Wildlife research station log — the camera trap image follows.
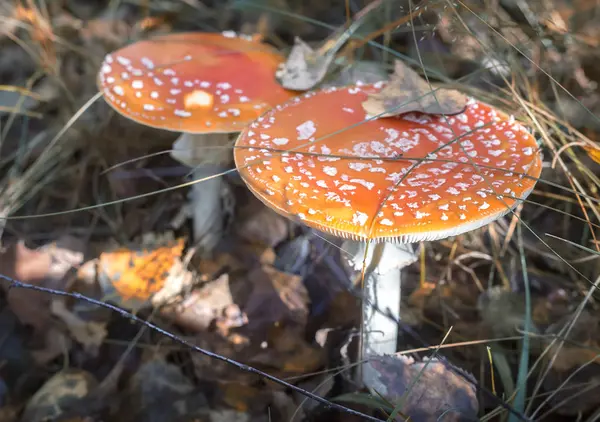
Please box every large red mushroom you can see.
[234,82,542,380]
[98,31,295,252]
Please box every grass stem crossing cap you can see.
[234,83,542,243]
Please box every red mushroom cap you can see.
[234,83,542,242]
[98,31,295,133]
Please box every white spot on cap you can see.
[141,57,154,69]
[184,90,213,109]
[174,109,192,117]
[353,211,368,227]
[323,166,338,176]
[116,56,131,66]
[132,80,144,89]
[296,120,316,140]
[273,138,288,146]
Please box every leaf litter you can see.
[2,0,600,421]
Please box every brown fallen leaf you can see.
[243,264,310,332]
[236,200,289,248]
[364,355,478,422]
[478,287,541,339]
[249,324,325,377]
[542,310,600,372]
[21,369,98,422]
[51,299,107,358]
[362,60,467,117]
[542,362,600,416]
[0,238,84,364]
[121,357,208,422]
[159,273,248,334]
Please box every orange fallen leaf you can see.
[78,238,185,308]
[583,144,600,164]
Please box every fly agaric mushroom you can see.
[234,82,542,380]
[98,31,295,252]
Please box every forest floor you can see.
[0,1,600,421]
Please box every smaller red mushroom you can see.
[98,31,295,251]
[234,82,542,379]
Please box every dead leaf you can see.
[0,242,55,330]
[77,237,186,310]
[361,60,467,117]
[583,144,600,164]
[159,273,248,334]
[543,310,600,372]
[249,324,325,377]
[0,239,84,364]
[243,265,310,331]
[216,382,270,414]
[51,299,107,357]
[542,362,600,416]
[324,60,388,88]
[236,202,289,248]
[21,369,98,422]
[478,287,540,339]
[123,358,208,422]
[364,355,478,422]
[191,331,254,383]
[275,37,337,91]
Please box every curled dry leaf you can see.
[77,238,186,310]
[364,355,478,422]
[362,60,467,117]
[159,273,248,334]
[275,37,337,91]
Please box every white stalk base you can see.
[343,241,417,384]
[189,169,223,253]
[171,132,231,254]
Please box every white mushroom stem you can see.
[343,240,418,384]
[171,132,232,253]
